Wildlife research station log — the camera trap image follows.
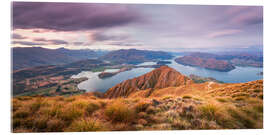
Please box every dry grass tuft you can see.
[66,118,105,132]
[105,101,136,123]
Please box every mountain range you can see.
[12,47,101,70]
[100,49,173,64]
[175,52,263,72]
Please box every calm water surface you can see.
[71,57,263,92]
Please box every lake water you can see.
[71,57,263,92]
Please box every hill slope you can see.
[104,66,193,98]
[12,79,263,132]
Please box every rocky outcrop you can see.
[104,66,193,98]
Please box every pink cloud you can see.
[207,29,242,38]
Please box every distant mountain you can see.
[100,49,173,64]
[12,47,100,70]
[104,66,193,98]
[174,52,263,71]
[175,56,236,72]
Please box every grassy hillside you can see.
[12,80,263,132]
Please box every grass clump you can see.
[58,105,84,122]
[13,109,29,119]
[66,118,105,132]
[105,101,135,123]
[134,101,150,113]
[162,95,173,100]
[33,117,48,131]
[199,104,219,121]
[46,118,65,132]
[85,102,100,116]
[227,108,256,128]
[72,100,88,109]
[183,95,192,99]
[253,89,261,93]
[216,97,228,103]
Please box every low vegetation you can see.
[12,85,263,132]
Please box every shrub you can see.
[85,102,100,116]
[50,104,63,117]
[66,118,105,132]
[183,95,192,99]
[33,117,48,131]
[162,95,173,100]
[199,104,219,121]
[12,102,21,112]
[137,119,147,125]
[134,101,150,113]
[259,94,263,100]
[13,110,29,119]
[253,104,263,113]
[171,119,191,129]
[17,96,32,101]
[72,100,88,109]
[98,100,107,108]
[58,106,84,122]
[105,102,135,123]
[46,118,65,132]
[253,89,261,93]
[227,108,256,128]
[146,106,157,114]
[216,97,228,103]
[234,96,245,101]
[64,97,75,102]
[12,118,22,129]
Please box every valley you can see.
[12,66,263,132]
[11,48,264,132]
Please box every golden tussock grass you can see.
[12,80,263,132]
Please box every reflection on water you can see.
[71,57,263,92]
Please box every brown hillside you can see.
[104,66,193,98]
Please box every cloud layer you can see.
[13,2,141,31]
[12,2,263,51]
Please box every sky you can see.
[11,2,263,51]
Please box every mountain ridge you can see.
[104,66,193,98]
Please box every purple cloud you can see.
[33,38,47,42]
[73,42,84,45]
[12,33,26,39]
[12,2,142,31]
[48,40,68,45]
[33,38,68,45]
[13,41,45,45]
[225,6,263,26]
[92,32,129,41]
[207,29,242,38]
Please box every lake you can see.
[71,57,263,92]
